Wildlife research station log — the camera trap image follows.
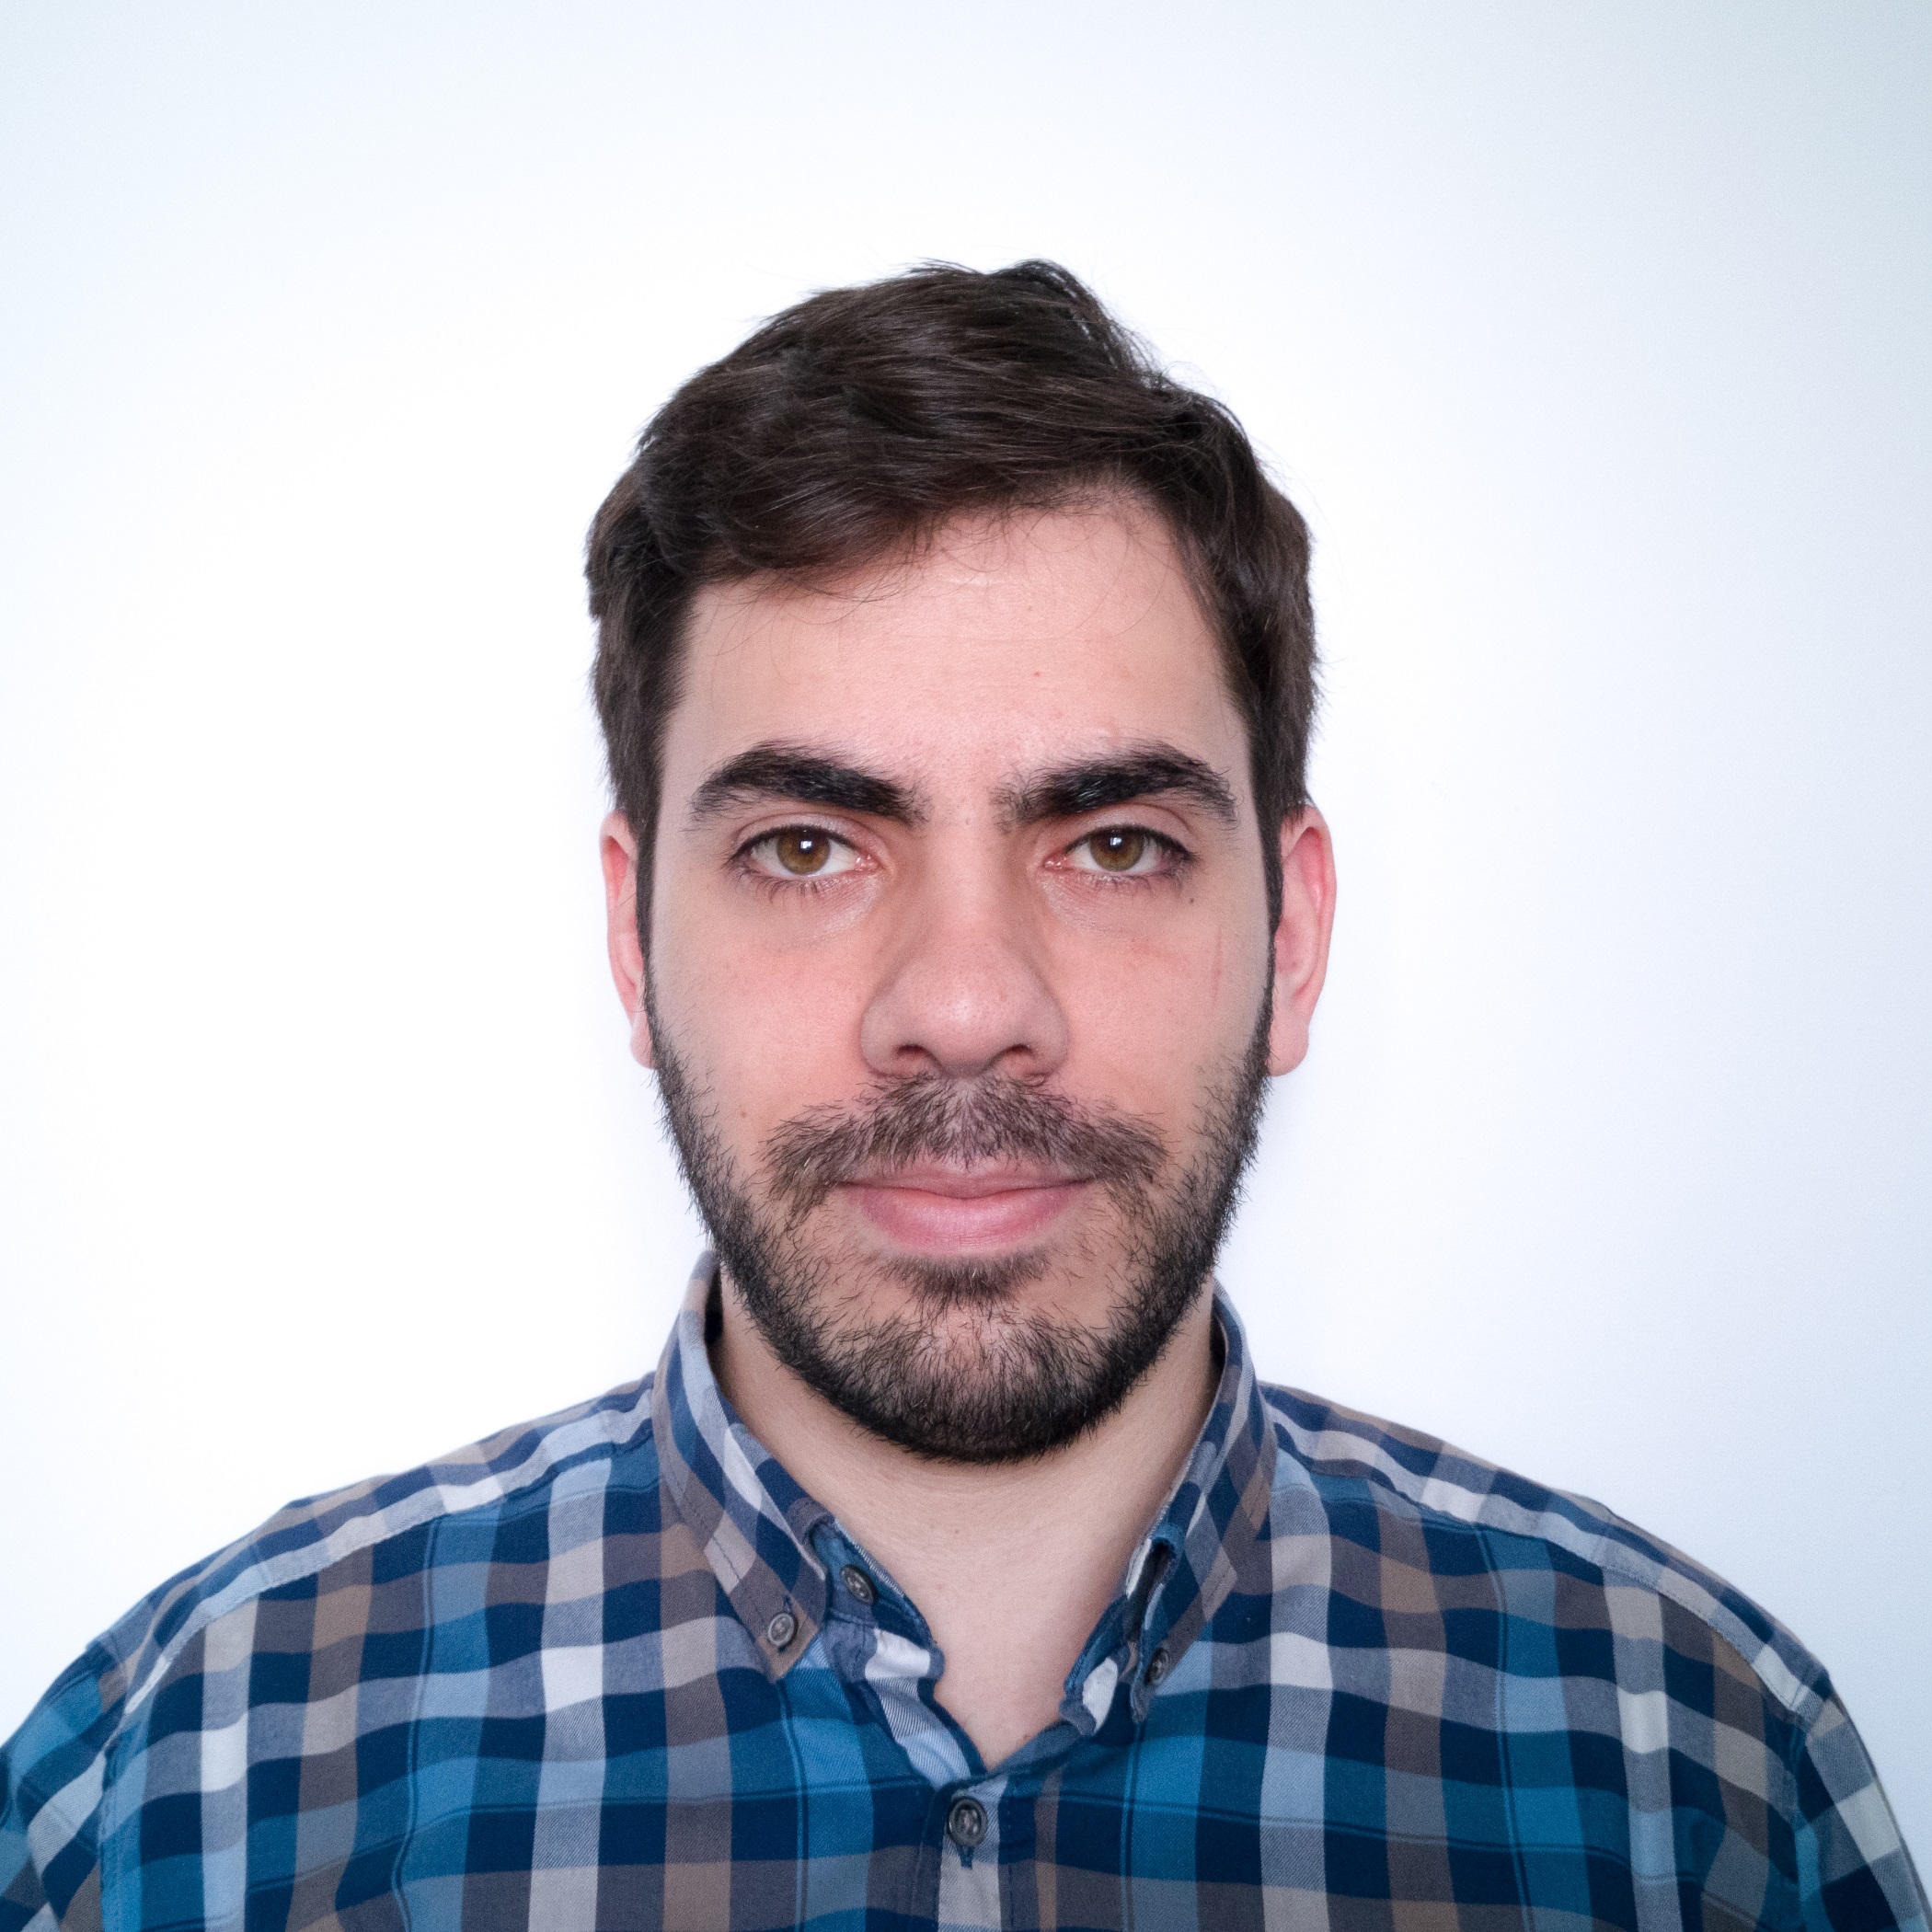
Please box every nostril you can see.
[859,957,1072,1085]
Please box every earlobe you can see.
[1267,1002,1311,1078]
[1265,808,1337,1077]
[600,811,657,1069]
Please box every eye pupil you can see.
[775,830,830,875]
[1092,829,1146,872]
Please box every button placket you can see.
[935,1781,1004,1921]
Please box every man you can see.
[2,263,1922,1932]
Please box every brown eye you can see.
[744,825,858,884]
[1088,829,1148,872]
[772,829,832,875]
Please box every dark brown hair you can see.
[586,259,1316,936]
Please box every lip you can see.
[837,1166,1091,1251]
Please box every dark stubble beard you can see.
[650,991,1271,1464]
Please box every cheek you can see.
[1052,921,1268,1110]
[654,918,872,1131]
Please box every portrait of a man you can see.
[2,259,1922,1930]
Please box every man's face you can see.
[604,499,1331,1460]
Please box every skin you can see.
[602,498,1336,1767]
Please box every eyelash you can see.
[1060,825,1191,881]
[729,822,1193,893]
[731,826,863,897]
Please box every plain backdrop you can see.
[2,0,1927,1850]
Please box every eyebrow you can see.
[999,745,1239,827]
[685,742,926,827]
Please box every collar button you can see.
[1144,1645,1170,1687]
[840,1565,877,1606]
[947,1796,988,1849]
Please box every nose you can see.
[858,847,1070,1082]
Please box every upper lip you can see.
[841,1163,1088,1197]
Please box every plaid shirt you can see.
[4,1257,1923,1932]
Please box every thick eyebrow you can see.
[999,744,1239,828]
[684,742,926,828]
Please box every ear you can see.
[1266,807,1337,1076]
[600,810,657,1069]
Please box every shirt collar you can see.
[1114,1267,1276,1720]
[651,1255,834,1676]
[651,1251,1276,1707]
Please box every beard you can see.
[651,995,1271,1465]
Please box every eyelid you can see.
[733,821,868,881]
[730,815,860,857]
[1062,820,1190,853]
[1058,822,1191,877]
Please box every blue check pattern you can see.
[4,1255,1924,1930]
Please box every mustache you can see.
[763,1073,1168,1222]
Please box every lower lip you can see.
[841,1179,1089,1251]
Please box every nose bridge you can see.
[859,829,1069,1080]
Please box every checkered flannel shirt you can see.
[4,1256,1924,1931]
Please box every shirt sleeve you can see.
[1,1652,116,1932]
[1793,1692,1929,1932]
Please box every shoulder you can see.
[106,1372,660,1724]
[1257,1378,1833,1726]
[0,1375,660,1888]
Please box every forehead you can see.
[666,501,1250,807]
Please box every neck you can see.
[710,1275,1220,1768]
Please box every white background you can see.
[3,0,1927,1853]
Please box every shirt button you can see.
[1144,1645,1171,1687]
[840,1565,877,1606]
[766,1611,797,1650]
[947,1796,988,1849]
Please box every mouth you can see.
[835,1163,1093,1252]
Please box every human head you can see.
[589,265,1334,1462]
[588,259,1317,942]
